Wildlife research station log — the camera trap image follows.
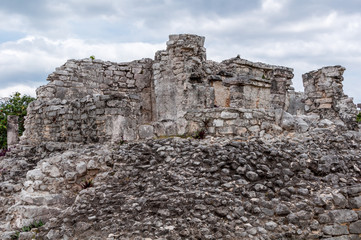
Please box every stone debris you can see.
[0,34,361,239]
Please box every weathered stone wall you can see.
[153,34,214,135]
[22,94,142,144]
[7,115,19,147]
[20,34,358,146]
[212,57,294,110]
[37,58,153,123]
[185,108,280,138]
[303,66,358,129]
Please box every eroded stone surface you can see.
[1,34,360,240]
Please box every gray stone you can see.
[349,220,361,234]
[349,196,361,208]
[245,171,259,181]
[329,210,358,223]
[265,221,278,231]
[76,162,87,176]
[332,192,347,208]
[26,169,45,181]
[139,125,154,139]
[281,112,295,130]
[220,111,239,119]
[275,203,290,216]
[213,119,224,127]
[322,224,349,235]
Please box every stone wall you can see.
[22,94,141,144]
[185,108,280,138]
[37,58,153,124]
[303,66,358,129]
[152,34,214,135]
[20,34,358,146]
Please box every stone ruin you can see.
[19,34,358,146]
[1,34,361,240]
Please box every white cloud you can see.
[0,0,360,103]
[0,35,164,97]
[261,0,288,13]
[0,84,37,98]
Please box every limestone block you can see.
[315,98,333,104]
[329,210,358,223]
[76,162,87,176]
[281,112,295,130]
[213,119,224,127]
[218,126,234,135]
[248,125,260,133]
[27,169,45,181]
[212,81,230,107]
[322,224,349,235]
[139,125,154,139]
[244,112,253,119]
[41,163,61,178]
[236,127,247,135]
[319,103,332,109]
[318,119,334,128]
[7,115,19,146]
[295,117,309,132]
[349,220,361,234]
[220,111,239,119]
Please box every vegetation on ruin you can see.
[10,220,44,239]
[80,178,94,189]
[0,92,35,149]
[357,112,361,123]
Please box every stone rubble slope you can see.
[1,127,361,239]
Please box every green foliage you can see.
[90,55,95,60]
[81,178,94,189]
[357,113,361,123]
[0,92,35,149]
[10,220,44,239]
[118,136,127,145]
[192,129,206,139]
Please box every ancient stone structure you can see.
[1,34,361,240]
[22,34,335,145]
[6,115,19,147]
[303,66,358,129]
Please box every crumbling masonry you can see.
[21,34,357,145]
[1,34,361,240]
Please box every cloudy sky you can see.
[1,0,361,103]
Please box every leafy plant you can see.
[0,92,35,148]
[0,148,10,157]
[10,231,19,240]
[118,136,127,145]
[10,220,44,239]
[80,178,94,189]
[357,113,361,123]
[193,129,206,139]
[90,55,95,60]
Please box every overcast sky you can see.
[1,0,361,103]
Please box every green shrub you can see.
[90,55,95,60]
[192,129,206,139]
[81,178,94,189]
[10,220,44,239]
[0,92,35,148]
[357,113,361,123]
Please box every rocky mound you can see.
[1,128,361,239]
